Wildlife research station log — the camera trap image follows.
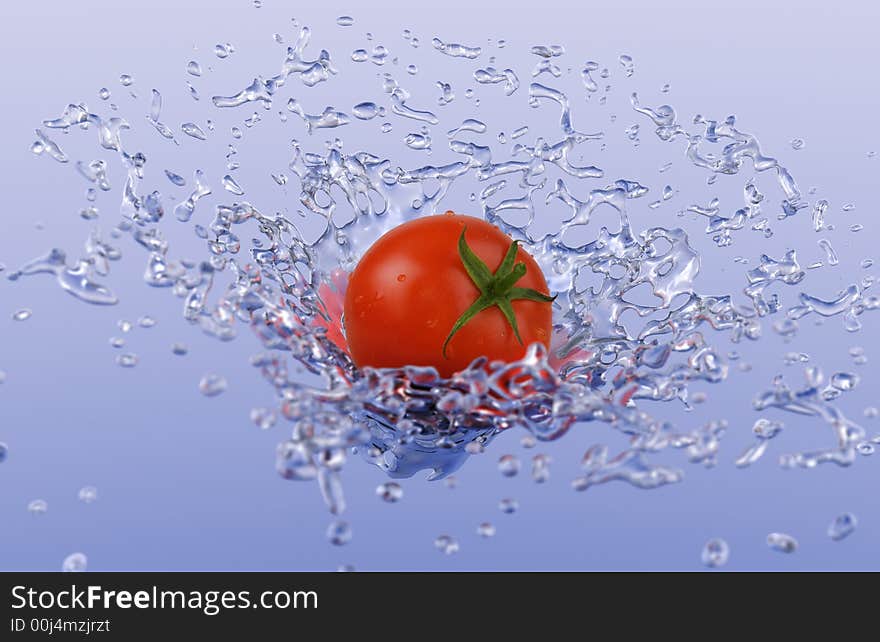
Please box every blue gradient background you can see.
[1,0,878,571]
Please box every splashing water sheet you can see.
[2,1,879,573]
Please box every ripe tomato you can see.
[343,212,554,378]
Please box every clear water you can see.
[10,14,878,566]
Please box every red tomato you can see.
[343,212,554,378]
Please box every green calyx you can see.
[442,228,556,359]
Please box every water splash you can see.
[13,18,879,558]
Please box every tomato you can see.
[343,212,554,378]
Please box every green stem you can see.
[442,228,555,359]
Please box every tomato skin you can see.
[343,212,552,378]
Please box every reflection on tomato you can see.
[343,212,554,378]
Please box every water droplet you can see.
[818,238,839,266]
[12,309,32,321]
[499,498,518,514]
[199,374,227,397]
[78,486,98,503]
[376,481,403,503]
[164,169,186,186]
[477,522,496,538]
[250,407,277,430]
[181,122,208,140]
[109,336,125,348]
[830,371,859,391]
[791,138,805,150]
[531,454,551,483]
[214,44,230,59]
[62,552,88,572]
[618,54,634,77]
[28,499,48,515]
[116,353,139,368]
[406,64,418,75]
[497,454,520,477]
[137,315,157,328]
[434,534,459,554]
[827,513,857,541]
[381,122,393,133]
[327,520,352,545]
[98,87,110,100]
[222,174,245,195]
[767,532,798,553]
[432,37,481,59]
[701,538,730,568]
[336,15,354,27]
[186,60,202,77]
[119,74,133,87]
[171,343,188,356]
[351,49,368,62]
[351,102,380,121]
[404,132,431,150]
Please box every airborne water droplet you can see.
[828,513,857,541]
[434,534,459,554]
[499,498,519,514]
[327,520,352,545]
[28,499,48,515]
[181,122,208,140]
[62,553,88,573]
[222,174,245,195]
[78,486,98,504]
[404,132,431,150]
[376,481,403,503]
[477,522,496,538]
[497,454,520,477]
[199,374,228,397]
[116,353,139,368]
[766,532,798,553]
[352,102,381,120]
[250,407,277,430]
[701,538,730,568]
[531,454,551,483]
[618,54,634,77]
[164,170,186,186]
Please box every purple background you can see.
[1,0,878,570]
